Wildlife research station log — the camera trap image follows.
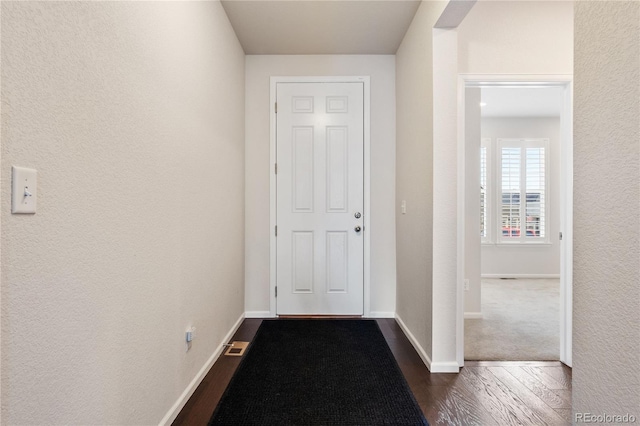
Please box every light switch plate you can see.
[12,166,37,214]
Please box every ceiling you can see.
[219,1,564,117]
[481,87,564,118]
[220,0,422,54]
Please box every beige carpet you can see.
[465,278,560,361]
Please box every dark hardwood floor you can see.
[173,318,571,426]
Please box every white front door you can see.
[276,82,364,315]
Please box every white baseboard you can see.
[367,311,395,318]
[394,314,433,371]
[244,311,273,318]
[430,361,460,373]
[481,274,560,279]
[159,313,245,426]
[464,312,483,319]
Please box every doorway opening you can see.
[458,76,573,366]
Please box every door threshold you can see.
[278,315,363,319]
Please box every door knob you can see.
[355,226,362,233]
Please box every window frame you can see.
[495,138,550,245]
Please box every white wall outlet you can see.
[186,326,196,342]
[12,166,38,214]
[464,279,470,291]
[185,326,196,352]
[401,200,407,214]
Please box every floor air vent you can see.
[224,341,249,357]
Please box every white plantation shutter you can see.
[480,146,487,238]
[501,147,521,238]
[497,139,549,243]
[480,139,491,242]
[525,147,545,238]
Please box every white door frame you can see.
[457,74,574,367]
[269,76,371,317]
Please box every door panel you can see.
[326,127,348,212]
[326,231,348,293]
[292,231,314,293]
[292,127,314,212]
[276,82,364,315]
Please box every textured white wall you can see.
[481,117,562,277]
[244,55,397,317]
[1,2,245,424]
[395,1,448,366]
[573,1,640,418]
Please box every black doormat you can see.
[209,319,428,425]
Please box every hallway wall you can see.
[1,2,245,424]
[457,1,574,74]
[395,0,448,367]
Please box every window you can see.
[497,138,548,243]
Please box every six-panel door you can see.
[276,82,364,315]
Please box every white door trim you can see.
[269,76,371,317]
[457,74,574,367]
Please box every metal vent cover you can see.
[224,341,249,357]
